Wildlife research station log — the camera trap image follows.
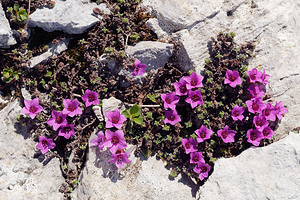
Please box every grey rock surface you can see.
[0,2,16,48]
[0,100,65,199]
[142,0,222,33]
[126,41,173,74]
[72,141,197,200]
[29,0,110,34]
[199,132,300,200]
[29,39,69,68]
[146,0,300,139]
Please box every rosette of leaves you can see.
[122,104,143,126]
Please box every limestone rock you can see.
[0,100,65,199]
[146,18,168,40]
[126,41,173,72]
[29,39,69,68]
[199,132,300,200]
[29,0,110,34]
[142,0,222,33]
[0,2,16,48]
[72,140,197,200]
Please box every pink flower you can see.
[262,126,275,139]
[193,162,210,181]
[274,101,288,120]
[161,92,180,110]
[262,103,277,121]
[245,97,266,114]
[246,129,263,146]
[231,105,245,121]
[47,110,68,131]
[164,109,181,125]
[105,108,127,129]
[58,124,75,139]
[182,137,198,154]
[253,115,269,131]
[190,152,205,164]
[62,99,82,117]
[81,89,99,107]
[261,70,270,85]
[247,84,265,99]
[185,90,203,108]
[195,125,213,143]
[217,125,236,143]
[246,68,263,83]
[183,72,203,90]
[132,59,147,76]
[224,70,242,88]
[109,149,131,169]
[90,131,106,150]
[103,130,127,153]
[174,77,188,96]
[21,98,44,119]
[36,135,56,154]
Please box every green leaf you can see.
[129,104,141,117]
[121,110,130,118]
[162,125,170,131]
[133,117,143,125]
[13,4,19,12]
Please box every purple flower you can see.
[185,90,203,108]
[261,70,270,85]
[190,152,205,164]
[47,110,68,131]
[103,130,127,153]
[62,99,82,117]
[161,92,180,110]
[109,150,131,169]
[195,125,213,143]
[246,97,266,114]
[274,101,288,120]
[105,108,127,129]
[182,137,198,154]
[247,84,265,99]
[246,68,263,83]
[193,162,210,181]
[183,72,203,90]
[174,77,188,96]
[231,105,245,121]
[217,125,236,143]
[36,135,56,154]
[262,126,275,139]
[262,103,277,121]
[246,129,263,146]
[132,59,147,76]
[81,89,99,107]
[21,98,44,119]
[90,131,106,150]
[164,110,181,125]
[253,114,269,131]
[224,70,242,88]
[58,124,75,139]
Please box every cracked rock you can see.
[0,2,16,48]
[200,132,300,200]
[29,0,110,34]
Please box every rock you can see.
[199,132,300,200]
[142,0,222,33]
[0,2,16,48]
[0,100,65,199]
[101,97,125,121]
[144,0,300,138]
[29,39,69,68]
[72,139,198,200]
[29,0,110,34]
[126,41,173,72]
[146,18,168,40]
